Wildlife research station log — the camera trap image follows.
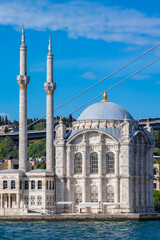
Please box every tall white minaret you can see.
[44,35,56,171]
[17,25,30,171]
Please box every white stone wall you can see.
[55,119,154,214]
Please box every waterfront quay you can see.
[0,213,160,221]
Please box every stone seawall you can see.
[0,213,159,221]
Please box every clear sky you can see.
[0,0,160,121]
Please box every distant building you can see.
[153,155,160,191]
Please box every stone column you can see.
[17,25,30,171]
[67,146,71,177]
[145,147,149,207]
[8,194,10,208]
[1,194,2,208]
[140,147,144,208]
[115,150,119,203]
[98,146,103,202]
[67,179,71,201]
[44,35,56,172]
[82,146,87,203]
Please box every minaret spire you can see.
[17,25,30,171]
[21,24,25,44]
[44,35,56,171]
[48,34,52,53]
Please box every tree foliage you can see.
[0,137,18,159]
[27,139,46,158]
[37,161,46,169]
[153,130,160,156]
[154,189,160,205]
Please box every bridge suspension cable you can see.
[27,42,160,129]
[53,56,160,126]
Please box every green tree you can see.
[154,189,160,205]
[33,121,46,131]
[0,137,18,159]
[27,138,46,158]
[37,161,46,169]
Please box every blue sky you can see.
[0,0,160,121]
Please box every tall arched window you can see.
[90,152,98,174]
[75,186,82,205]
[106,185,114,202]
[31,180,35,190]
[11,180,15,189]
[3,180,7,189]
[106,152,115,174]
[90,185,98,202]
[74,153,82,174]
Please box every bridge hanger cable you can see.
[27,42,160,129]
[54,42,160,112]
[52,56,160,126]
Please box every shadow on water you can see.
[0,221,160,240]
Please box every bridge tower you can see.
[17,25,30,171]
[44,35,56,171]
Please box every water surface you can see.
[0,221,159,239]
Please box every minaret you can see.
[44,35,56,171]
[17,25,30,171]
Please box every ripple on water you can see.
[0,221,159,240]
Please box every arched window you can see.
[3,180,7,189]
[24,181,29,190]
[90,185,98,202]
[46,181,48,190]
[74,153,82,174]
[37,195,42,206]
[38,180,42,189]
[31,195,35,205]
[31,180,35,190]
[75,186,82,205]
[106,152,115,174]
[90,152,98,174]
[11,180,15,189]
[106,185,114,202]
[24,195,28,205]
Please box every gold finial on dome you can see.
[125,114,127,120]
[101,87,109,102]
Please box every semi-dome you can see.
[78,90,133,121]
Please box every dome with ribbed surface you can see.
[77,101,133,121]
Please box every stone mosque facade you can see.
[0,27,155,215]
[55,92,154,214]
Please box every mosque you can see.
[0,27,155,215]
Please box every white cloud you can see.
[132,75,151,80]
[1,0,160,46]
[78,71,97,80]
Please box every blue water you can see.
[0,221,160,239]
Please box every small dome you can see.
[78,101,133,121]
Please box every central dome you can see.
[78,101,133,121]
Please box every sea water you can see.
[0,220,160,239]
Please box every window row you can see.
[24,195,42,206]
[74,152,115,174]
[46,181,54,190]
[3,180,15,189]
[20,180,43,190]
[2,180,54,191]
[75,185,114,204]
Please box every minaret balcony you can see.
[44,82,56,92]
[17,75,30,87]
